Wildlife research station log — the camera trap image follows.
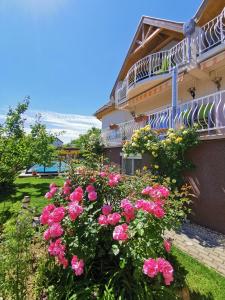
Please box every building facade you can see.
[95,0,225,233]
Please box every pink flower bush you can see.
[143,258,174,285]
[41,174,187,292]
[68,202,83,221]
[113,224,128,241]
[71,255,84,276]
[88,191,97,201]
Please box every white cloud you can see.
[0,109,101,144]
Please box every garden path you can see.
[166,222,225,276]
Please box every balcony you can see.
[115,7,225,106]
[102,89,225,147]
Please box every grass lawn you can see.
[0,176,64,219]
[173,247,225,300]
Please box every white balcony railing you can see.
[174,90,225,132]
[115,39,188,105]
[197,7,225,56]
[102,90,225,146]
[115,7,225,106]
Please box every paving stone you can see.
[168,222,225,276]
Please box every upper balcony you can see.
[115,7,225,107]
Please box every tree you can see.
[70,127,104,168]
[0,98,56,189]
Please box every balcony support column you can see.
[171,66,178,129]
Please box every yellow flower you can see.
[143,166,148,171]
[175,137,183,143]
[154,165,159,169]
[144,136,148,140]
[183,130,188,135]
[172,179,176,183]
[131,142,136,147]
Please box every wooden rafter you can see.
[133,28,163,55]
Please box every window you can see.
[121,153,142,175]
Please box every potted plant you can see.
[134,114,148,123]
[109,123,119,130]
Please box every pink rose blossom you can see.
[71,255,84,276]
[68,202,83,221]
[43,223,64,240]
[45,192,53,200]
[121,199,135,222]
[86,185,95,193]
[141,186,153,195]
[63,179,71,187]
[102,204,112,216]
[40,206,65,225]
[107,213,121,225]
[88,191,97,201]
[69,186,83,202]
[113,224,128,241]
[48,238,65,257]
[58,254,68,268]
[143,258,159,278]
[163,240,172,253]
[98,214,108,226]
[50,186,58,195]
[49,183,57,189]
[63,186,71,195]
[157,258,174,285]
[52,207,65,223]
[99,171,107,177]
[135,199,165,219]
[143,258,174,285]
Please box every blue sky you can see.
[0,0,202,142]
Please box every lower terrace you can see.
[102,89,225,147]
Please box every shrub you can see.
[123,126,199,185]
[38,167,189,299]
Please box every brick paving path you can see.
[166,222,225,276]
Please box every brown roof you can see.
[94,101,115,120]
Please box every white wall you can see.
[102,109,132,129]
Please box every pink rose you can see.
[71,255,84,276]
[98,214,108,226]
[86,185,95,193]
[113,224,128,241]
[143,258,159,278]
[102,204,112,216]
[45,192,53,200]
[107,213,121,225]
[163,240,172,253]
[68,202,83,221]
[88,191,97,201]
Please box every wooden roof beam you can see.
[133,28,163,55]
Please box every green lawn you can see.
[173,247,225,300]
[1,177,225,299]
[0,177,64,220]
